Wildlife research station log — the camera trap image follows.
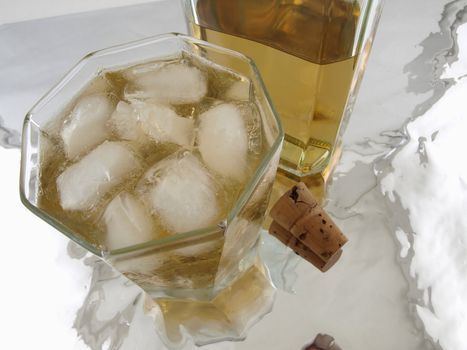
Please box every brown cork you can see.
[303,333,343,350]
[269,221,342,272]
[269,182,347,272]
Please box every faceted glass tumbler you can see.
[20,33,283,300]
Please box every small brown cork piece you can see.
[303,333,343,350]
[269,182,347,272]
[269,221,342,272]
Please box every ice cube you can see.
[61,94,113,159]
[102,192,154,250]
[108,101,146,141]
[141,153,219,233]
[136,102,194,147]
[224,79,251,101]
[122,60,171,81]
[198,103,248,181]
[125,63,207,104]
[57,141,140,211]
[239,102,262,155]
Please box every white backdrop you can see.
[0,0,159,24]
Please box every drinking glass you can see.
[20,33,283,300]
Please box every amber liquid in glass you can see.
[38,53,264,250]
[190,0,360,176]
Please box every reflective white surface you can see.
[0,0,156,24]
[1,0,467,349]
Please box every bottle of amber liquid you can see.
[183,0,383,180]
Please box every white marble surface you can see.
[1,1,467,349]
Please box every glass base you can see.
[145,262,276,348]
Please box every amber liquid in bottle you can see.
[189,0,360,177]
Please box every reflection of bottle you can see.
[187,0,360,178]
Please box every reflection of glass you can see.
[151,262,276,346]
[183,0,383,179]
[20,34,283,300]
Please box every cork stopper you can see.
[303,333,343,350]
[269,182,348,272]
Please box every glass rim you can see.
[19,32,284,257]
